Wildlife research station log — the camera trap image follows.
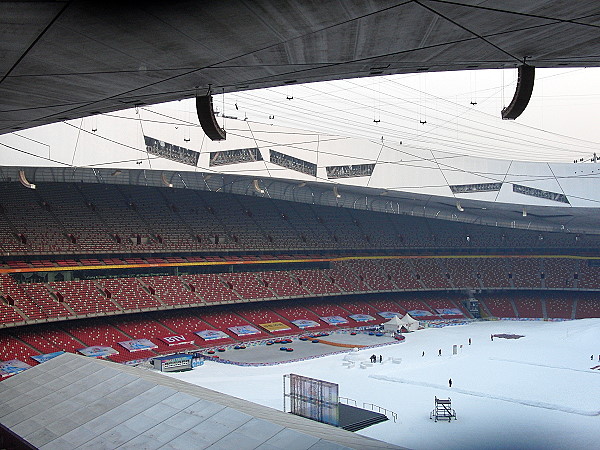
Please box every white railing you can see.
[362,402,398,423]
[338,396,357,406]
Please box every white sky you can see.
[212,67,600,163]
[167,319,600,450]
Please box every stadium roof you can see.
[0,353,401,449]
[2,0,600,134]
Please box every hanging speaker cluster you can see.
[196,94,226,141]
[501,65,535,120]
[18,170,35,189]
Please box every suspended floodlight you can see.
[522,207,527,217]
[333,186,341,198]
[456,202,464,212]
[18,170,35,189]
[253,179,265,194]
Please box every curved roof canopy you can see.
[2,0,600,134]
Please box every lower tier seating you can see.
[1,292,599,368]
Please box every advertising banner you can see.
[119,339,158,352]
[0,359,31,377]
[435,308,463,316]
[349,314,375,322]
[160,335,195,346]
[78,346,119,358]
[31,351,65,364]
[408,310,433,317]
[320,316,348,325]
[378,312,402,319]
[291,319,320,329]
[228,325,260,336]
[259,322,291,332]
[195,330,229,341]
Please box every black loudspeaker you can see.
[196,94,227,141]
[501,65,535,120]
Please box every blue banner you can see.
[31,351,65,363]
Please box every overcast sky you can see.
[206,67,600,163]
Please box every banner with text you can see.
[378,312,402,319]
[160,335,195,346]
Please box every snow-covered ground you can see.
[166,319,600,449]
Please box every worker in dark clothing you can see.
[438,349,442,356]
[449,378,452,388]
[468,338,471,345]
[379,355,383,363]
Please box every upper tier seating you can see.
[443,258,478,289]
[260,271,309,298]
[510,258,542,289]
[412,258,451,289]
[219,272,275,300]
[340,259,397,291]
[3,181,600,256]
[576,262,600,289]
[97,278,162,310]
[543,258,578,289]
[182,274,241,303]
[22,283,74,320]
[49,280,119,316]
[142,276,202,306]
[379,259,422,289]
[292,269,341,295]
[473,257,510,288]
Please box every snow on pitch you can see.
[166,319,600,449]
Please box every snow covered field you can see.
[166,319,600,449]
